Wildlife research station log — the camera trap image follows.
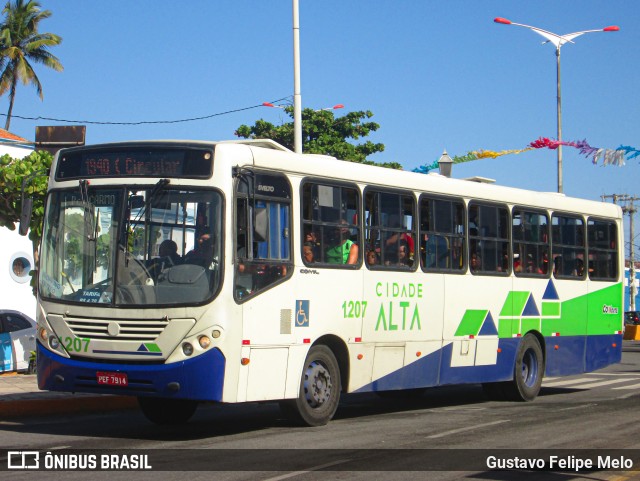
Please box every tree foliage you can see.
[0,149,52,253]
[0,0,63,130]
[235,106,402,169]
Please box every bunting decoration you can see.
[414,137,640,174]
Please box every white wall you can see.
[0,226,36,319]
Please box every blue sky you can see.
[2,1,639,211]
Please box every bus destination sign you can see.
[56,147,214,180]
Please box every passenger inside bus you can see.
[366,249,378,265]
[303,229,321,262]
[159,240,181,265]
[470,252,482,272]
[185,233,214,268]
[573,258,585,277]
[146,239,182,280]
[525,254,543,274]
[396,240,412,267]
[303,242,315,263]
[325,220,358,264]
[553,256,563,276]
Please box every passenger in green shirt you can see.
[326,220,359,264]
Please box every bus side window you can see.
[587,218,618,280]
[365,189,415,269]
[302,181,360,267]
[419,195,465,273]
[513,208,549,277]
[234,171,293,301]
[468,202,509,275]
[552,213,586,280]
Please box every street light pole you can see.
[292,0,302,154]
[556,44,563,194]
[494,17,619,193]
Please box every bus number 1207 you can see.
[342,300,367,319]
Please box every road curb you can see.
[0,395,138,419]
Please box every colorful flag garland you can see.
[413,137,640,174]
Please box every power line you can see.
[0,96,292,126]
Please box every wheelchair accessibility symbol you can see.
[296,300,310,327]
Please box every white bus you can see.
[32,139,624,425]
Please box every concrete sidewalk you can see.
[0,372,137,419]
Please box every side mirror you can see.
[19,198,33,236]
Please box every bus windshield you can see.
[39,185,222,307]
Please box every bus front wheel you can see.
[280,345,341,427]
[138,397,198,425]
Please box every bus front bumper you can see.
[36,342,226,401]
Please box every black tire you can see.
[280,345,341,427]
[138,397,198,425]
[503,334,544,402]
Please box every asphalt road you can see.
[1,342,640,481]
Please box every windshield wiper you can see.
[79,179,96,241]
[124,179,170,257]
[129,178,170,227]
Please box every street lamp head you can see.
[603,26,620,32]
[494,17,512,25]
[438,150,453,178]
[333,104,344,110]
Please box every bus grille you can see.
[65,318,169,342]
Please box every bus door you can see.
[234,170,294,400]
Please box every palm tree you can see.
[0,0,62,130]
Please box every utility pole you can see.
[603,194,638,310]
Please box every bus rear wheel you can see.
[138,397,198,425]
[504,334,544,402]
[280,345,341,427]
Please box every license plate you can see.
[96,371,128,386]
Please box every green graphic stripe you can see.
[455,310,487,337]
[461,283,623,338]
[499,291,530,317]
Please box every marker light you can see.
[182,342,194,356]
[198,336,211,349]
[241,358,250,366]
[39,327,48,342]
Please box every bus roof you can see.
[56,138,622,220]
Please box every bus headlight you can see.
[182,342,194,356]
[198,336,211,349]
[49,336,60,350]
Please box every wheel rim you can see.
[521,348,538,388]
[303,360,333,408]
